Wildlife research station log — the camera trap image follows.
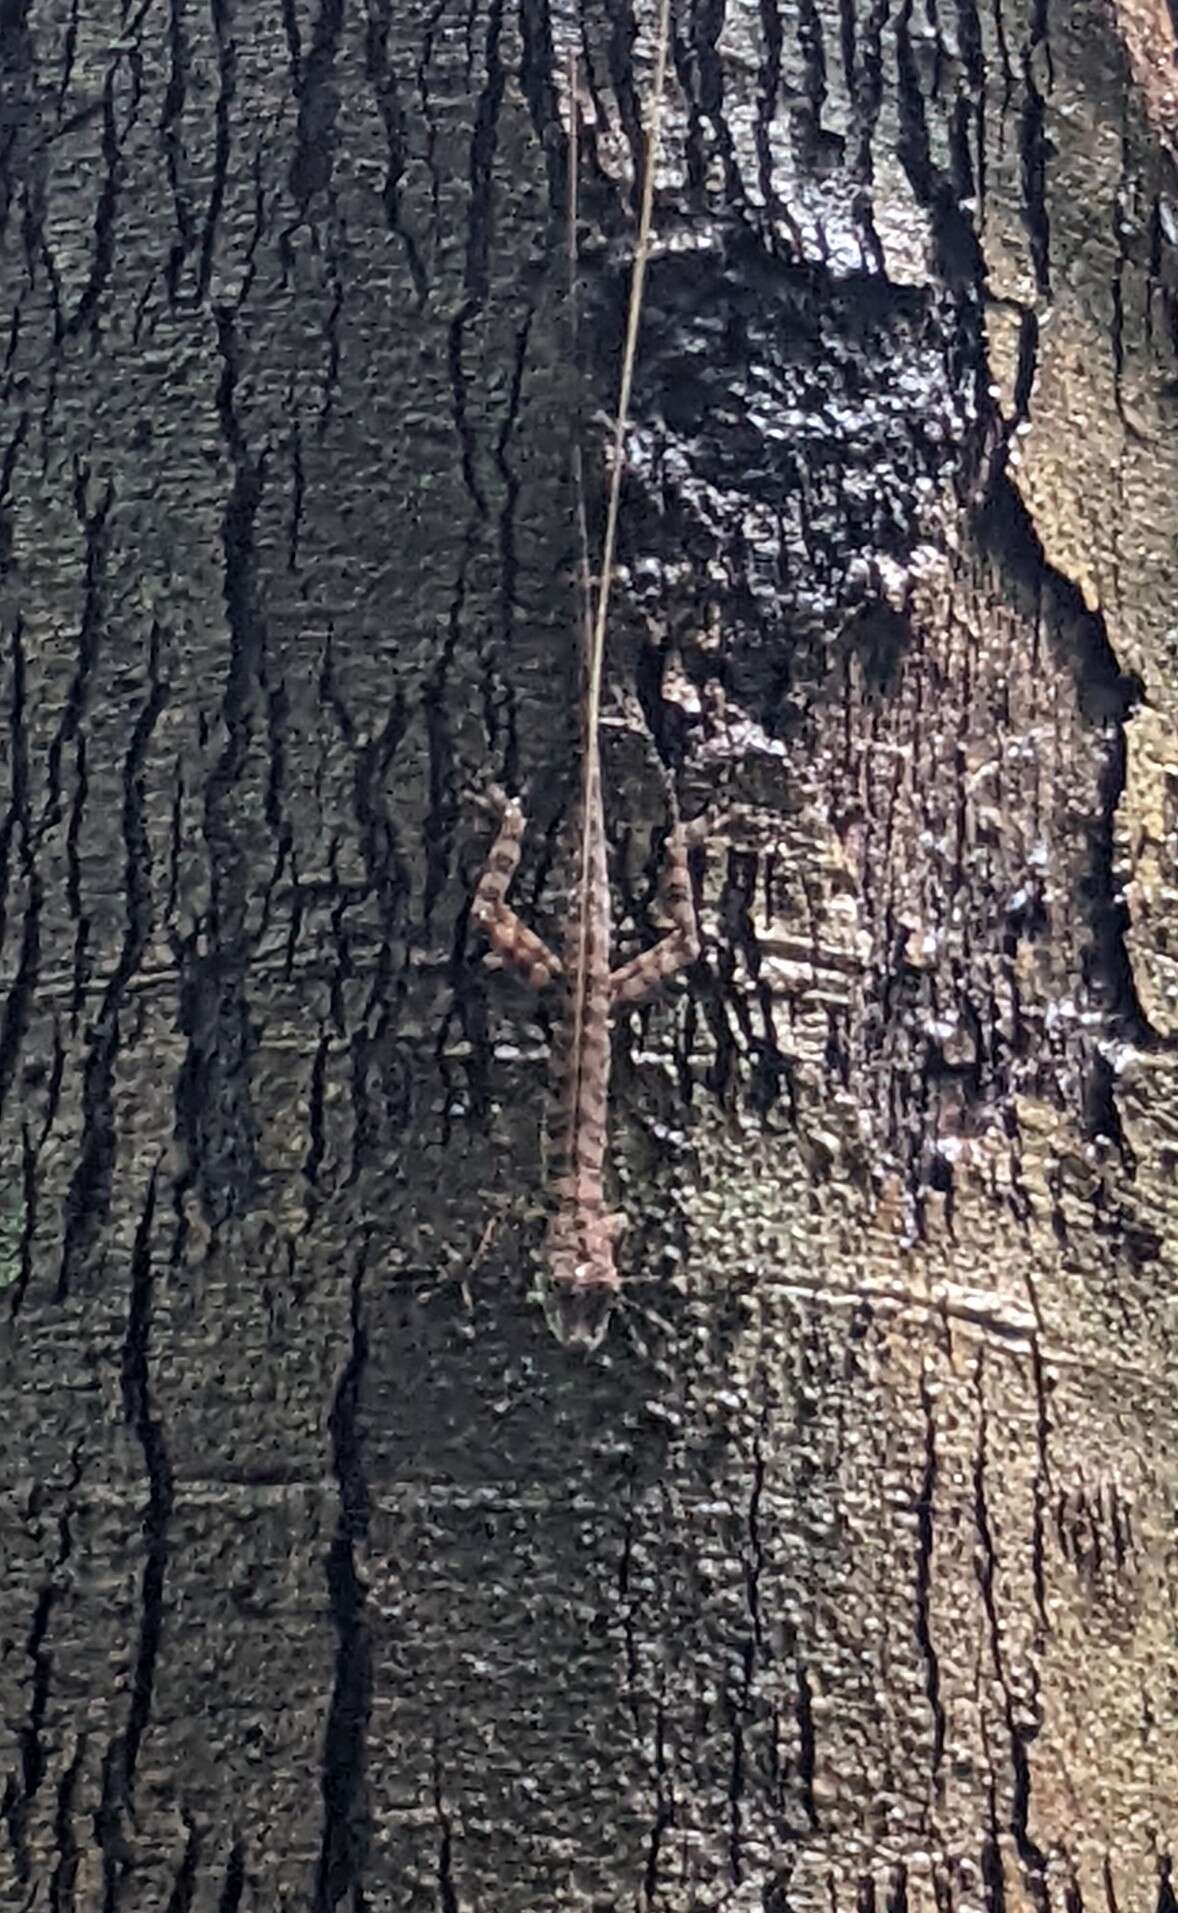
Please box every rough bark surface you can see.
[0,0,1176,1907]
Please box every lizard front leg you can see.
[609,817,703,1009]
[470,787,563,991]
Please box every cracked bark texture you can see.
[0,0,1176,1907]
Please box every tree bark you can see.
[0,0,1176,1907]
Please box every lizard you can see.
[470,1,705,1341]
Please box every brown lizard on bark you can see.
[470,3,705,1341]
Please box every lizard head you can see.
[540,1205,624,1348]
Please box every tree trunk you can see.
[1,0,1175,1907]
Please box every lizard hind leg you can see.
[609,819,702,1010]
[470,787,563,991]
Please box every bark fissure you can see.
[727,1685,746,1884]
[1029,1340,1052,1636]
[161,1811,200,1913]
[492,310,532,660]
[421,606,462,935]
[364,0,428,305]
[172,304,267,1232]
[744,1426,767,1654]
[617,1499,644,1737]
[797,0,828,111]
[303,1026,330,1194]
[96,1164,172,1907]
[58,621,166,1298]
[64,69,122,344]
[795,1660,818,1829]
[40,464,113,848]
[196,0,236,306]
[971,1355,1048,1882]
[465,0,505,304]
[448,304,489,516]
[161,0,193,302]
[1017,56,1051,298]
[754,0,786,222]
[64,730,89,1024]
[643,1689,675,1907]
[433,1752,460,1913]
[313,1242,372,1910]
[914,1372,947,1792]
[895,0,985,285]
[0,617,39,1129]
[2,1578,54,1880]
[288,0,345,213]
[47,1734,84,1913]
[217,1836,245,1911]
